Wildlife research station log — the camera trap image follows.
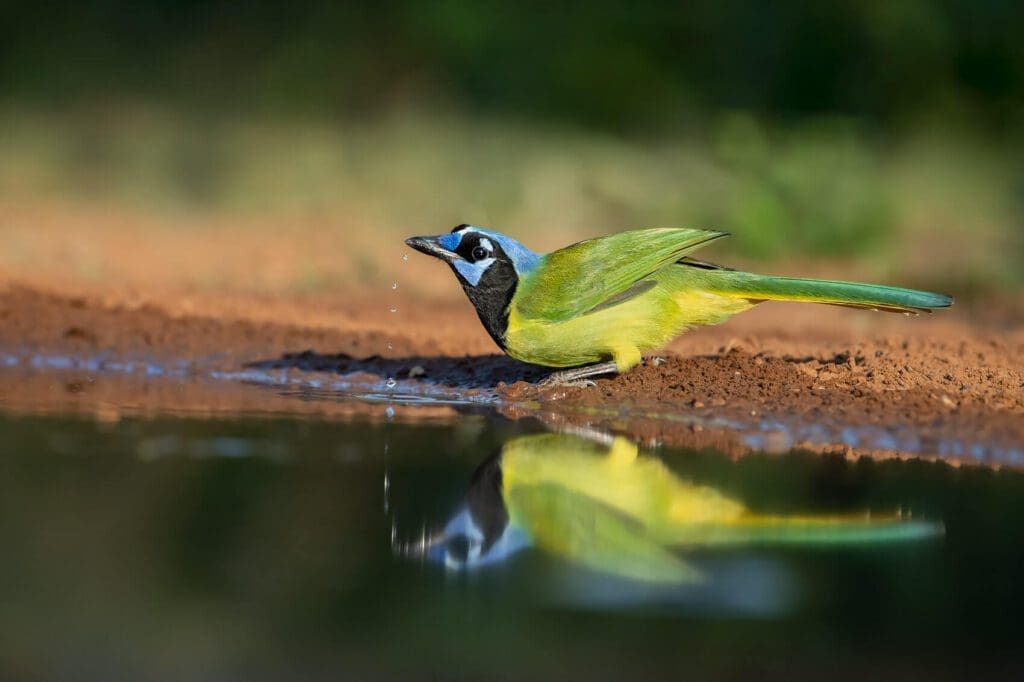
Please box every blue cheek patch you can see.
[477,525,531,566]
[454,258,493,285]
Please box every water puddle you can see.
[0,409,1021,678]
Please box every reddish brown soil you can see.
[2,275,1022,466]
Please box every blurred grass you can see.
[1,104,1021,295]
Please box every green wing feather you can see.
[508,483,702,584]
[515,228,728,322]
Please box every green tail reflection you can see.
[412,433,942,584]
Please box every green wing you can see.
[515,228,728,322]
[508,483,702,584]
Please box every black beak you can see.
[405,235,459,263]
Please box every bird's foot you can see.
[539,378,598,388]
[539,362,619,387]
[646,356,668,367]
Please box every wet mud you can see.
[1,281,1022,466]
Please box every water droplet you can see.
[402,254,409,262]
[389,306,397,313]
[387,342,393,351]
[386,377,397,389]
[391,282,398,290]
[385,405,395,420]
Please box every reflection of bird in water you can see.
[399,433,942,584]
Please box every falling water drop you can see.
[384,261,403,428]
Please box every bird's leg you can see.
[539,361,619,387]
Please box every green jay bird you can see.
[400,432,941,583]
[406,225,953,384]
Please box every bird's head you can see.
[393,451,530,571]
[405,224,539,287]
[405,225,540,347]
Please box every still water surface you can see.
[1,411,1022,680]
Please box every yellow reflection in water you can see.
[417,433,942,584]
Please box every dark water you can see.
[1,411,1023,680]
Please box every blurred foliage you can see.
[1,1,1022,291]
[2,1,1023,132]
[2,108,1020,292]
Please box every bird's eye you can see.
[471,246,489,261]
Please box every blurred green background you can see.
[1,1,1022,294]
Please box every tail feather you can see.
[701,271,953,314]
[663,514,944,547]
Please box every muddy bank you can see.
[1,281,1022,464]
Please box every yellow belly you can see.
[504,268,754,369]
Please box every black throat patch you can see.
[460,262,517,350]
[466,450,509,555]
[448,233,519,350]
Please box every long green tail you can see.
[661,515,944,548]
[701,271,953,314]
